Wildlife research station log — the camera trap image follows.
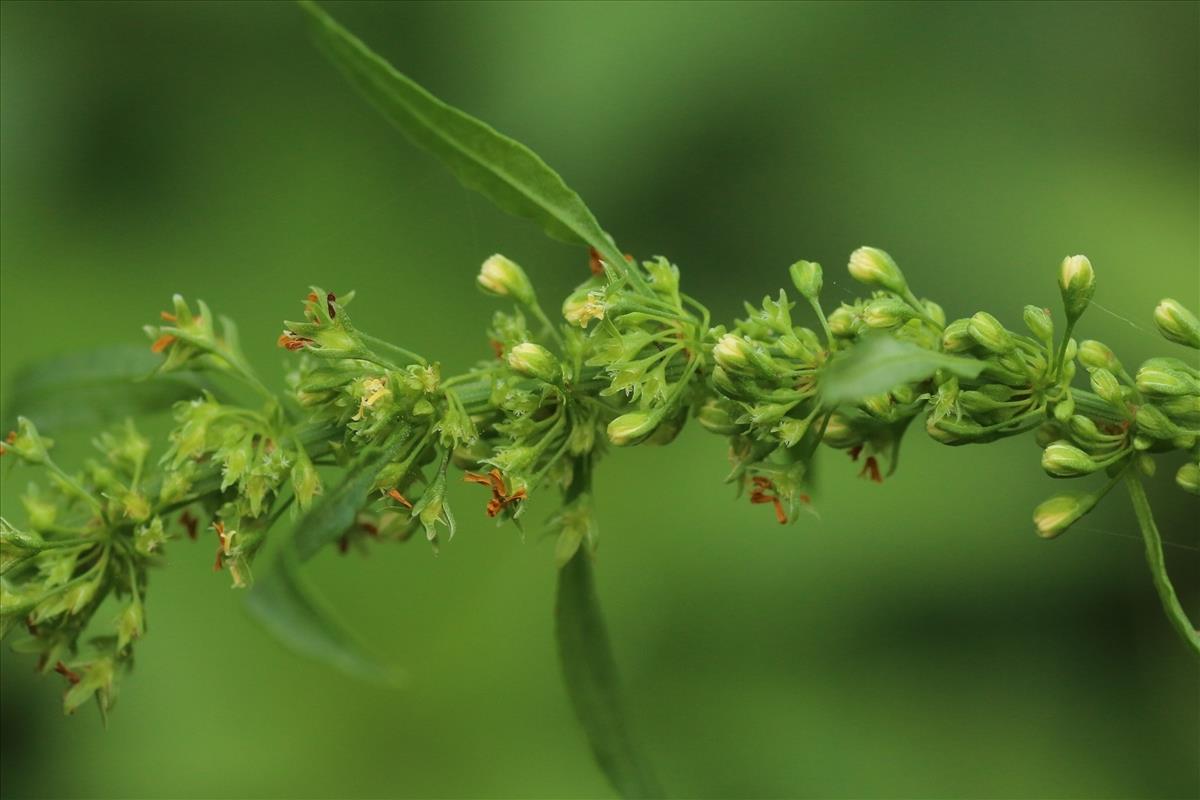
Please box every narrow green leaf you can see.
[2,346,209,432]
[296,1,631,276]
[820,336,984,406]
[246,549,403,685]
[292,430,410,561]
[556,551,663,799]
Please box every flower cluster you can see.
[3,245,1198,717]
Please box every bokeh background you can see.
[1,1,1197,797]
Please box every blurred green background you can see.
[2,1,1197,797]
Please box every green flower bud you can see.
[1052,392,1075,423]
[1153,298,1200,349]
[697,399,743,435]
[1077,340,1120,373]
[116,599,145,652]
[1134,404,1179,440]
[821,412,864,449]
[506,342,559,382]
[1041,440,1099,477]
[1067,414,1106,445]
[923,300,946,328]
[1023,305,1054,342]
[848,246,907,294]
[2,417,52,465]
[1136,454,1156,477]
[1033,492,1097,539]
[606,411,662,447]
[1175,462,1200,495]
[1135,364,1200,397]
[941,319,974,353]
[1088,368,1124,409]
[862,297,913,330]
[827,305,861,338]
[291,457,321,512]
[1058,254,1095,321]
[789,260,823,300]
[477,254,534,306]
[712,334,754,374]
[1035,421,1066,449]
[1158,395,1200,426]
[968,311,1013,354]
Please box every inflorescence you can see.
[2,247,1198,717]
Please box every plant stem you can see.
[1125,472,1200,659]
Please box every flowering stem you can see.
[1125,472,1200,659]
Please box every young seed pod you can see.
[1041,440,1099,477]
[477,254,535,305]
[1032,492,1097,539]
[789,260,822,300]
[1153,298,1200,349]
[1077,340,1121,373]
[968,311,1014,353]
[507,342,560,382]
[847,246,908,294]
[1058,254,1095,321]
[1023,305,1053,341]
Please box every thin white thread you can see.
[1089,300,1154,336]
[1073,525,1200,553]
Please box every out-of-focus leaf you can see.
[556,551,663,799]
[2,346,208,432]
[292,430,409,561]
[296,1,631,275]
[820,336,984,406]
[246,549,403,686]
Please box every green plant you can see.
[1,2,1196,795]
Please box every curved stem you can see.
[1125,472,1200,659]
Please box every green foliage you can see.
[297,1,634,284]
[819,336,984,406]
[246,549,401,686]
[556,550,663,799]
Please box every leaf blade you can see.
[292,430,410,562]
[556,552,663,799]
[297,0,629,273]
[2,346,210,432]
[820,336,984,406]
[245,549,403,686]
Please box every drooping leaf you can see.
[820,336,984,406]
[296,1,631,275]
[556,551,663,799]
[246,549,403,685]
[292,429,410,561]
[2,346,209,432]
